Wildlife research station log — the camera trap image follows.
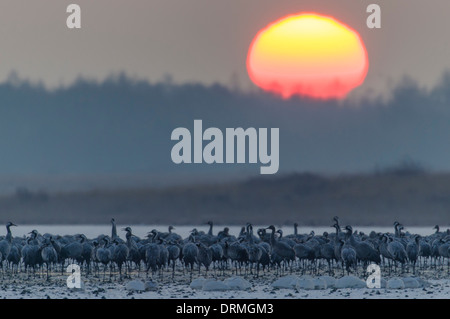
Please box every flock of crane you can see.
[0,217,448,283]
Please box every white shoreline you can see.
[3,278,449,299]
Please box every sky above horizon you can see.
[0,0,449,99]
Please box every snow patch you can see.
[125,280,145,291]
[271,275,299,289]
[224,276,252,290]
[202,280,230,291]
[296,278,315,290]
[335,276,366,289]
[318,276,336,288]
[387,278,405,289]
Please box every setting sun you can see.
[247,13,369,99]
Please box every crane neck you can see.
[126,231,133,246]
[111,221,117,239]
[334,227,340,243]
[269,228,277,246]
[208,223,213,236]
[246,226,255,244]
[5,226,12,243]
[394,224,400,237]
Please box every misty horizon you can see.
[0,70,449,192]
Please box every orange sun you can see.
[247,13,369,99]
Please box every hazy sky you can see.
[0,0,449,98]
[1,0,450,188]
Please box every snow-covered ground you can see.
[3,275,449,299]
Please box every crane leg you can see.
[172,262,176,281]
